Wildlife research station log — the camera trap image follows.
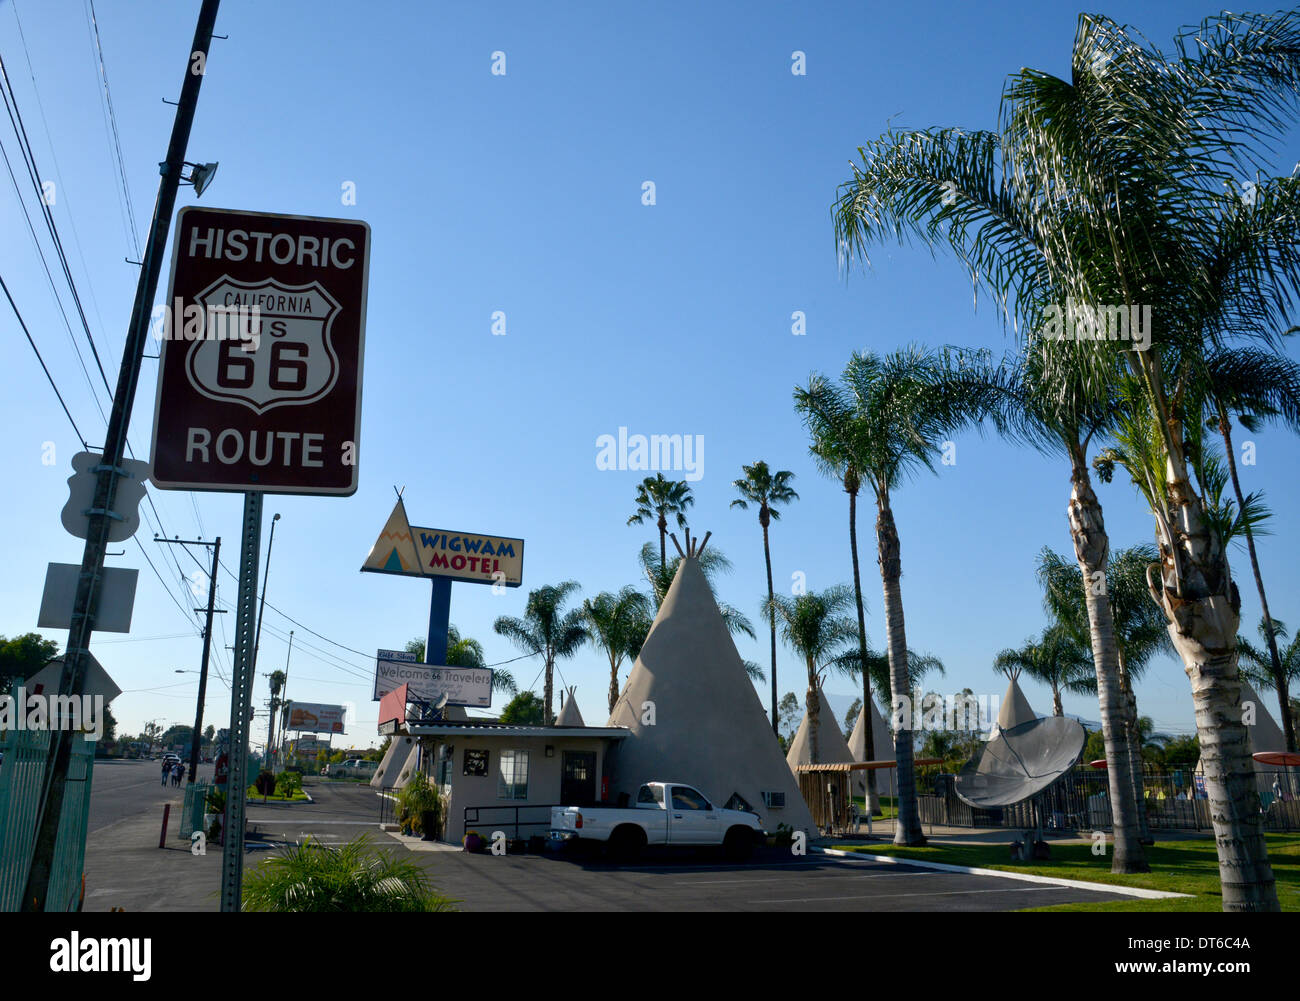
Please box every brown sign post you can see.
[149,206,370,495]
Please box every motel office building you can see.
[378,718,629,845]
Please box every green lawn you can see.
[838,834,1300,912]
[245,785,310,803]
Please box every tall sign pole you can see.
[21,0,222,912]
[220,493,261,911]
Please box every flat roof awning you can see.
[795,758,943,773]
[396,721,631,740]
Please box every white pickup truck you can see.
[550,781,763,861]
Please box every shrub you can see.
[275,771,303,798]
[397,773,442,836]
[241,835,457,912]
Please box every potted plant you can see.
[464,831,484,853]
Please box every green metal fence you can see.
[0,729,97,911]
[177,780,212,842]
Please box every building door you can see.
[561,751,596,807]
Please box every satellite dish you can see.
[954,715,1085,809]
[434,692,449,711]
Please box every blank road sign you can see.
[149,206,371,495]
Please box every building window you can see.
[435,744,454,786]
[498,749,529,800]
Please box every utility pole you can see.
[159,536,222,783]
[251,512,280,685]
[21,0,221,912]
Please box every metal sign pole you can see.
[426,578,452,666]
[220,493,262,912]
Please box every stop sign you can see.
[149,206,370,495]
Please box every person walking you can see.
[161,759,169,786]
[172,761,184,787]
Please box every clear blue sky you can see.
[2,1,1297,748]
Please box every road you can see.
[88,758,214,833]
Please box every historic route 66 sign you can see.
[149,207,370,495]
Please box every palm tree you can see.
[731,461,799,734]
[1039,544,1172,842]
[493,582,588,725]
[831,13,1300,905]
[1201,348,1300,752]
[793,384,879,811]
[796,347,984,845]
[764,586,858,764]
[1238,617,1300,721]
[628,473,694,570]
[995,625,1094,718]
[267,670,286,759]
[584,587,654,714]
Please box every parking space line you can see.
[677,870,938,886]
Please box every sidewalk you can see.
[82,797,223,911]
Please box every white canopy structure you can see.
[607,555,816,835]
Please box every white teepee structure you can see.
[607,553,816,835]
[787,686,857,771]
[371,734,421,789]
[846,697,895,795]
[556,685,585,727]
[996,671,1038,731]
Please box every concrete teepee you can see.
[846,697,895,796]
[996,671,1038,731]
[556,685,585,727]
[607,552,816,835]
[786,686,857,771]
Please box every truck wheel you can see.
[723,827,754,862]
[608,826,645,863]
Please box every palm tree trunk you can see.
[848,485,880,816]
[1141,360,1277,909]
[658,513,667,571]
[763,521,778,735]
[806,657,820,764]
[1052,687,1063,717]
[1068,460,1149,874]
[1118,659,1153,844]
[608,652,620,716]
[1218,410,1296,752]
[544,653,554,726]
[875,497,925,846]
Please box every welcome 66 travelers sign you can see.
[149,206,370,495]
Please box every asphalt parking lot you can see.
[402,842,1132,912]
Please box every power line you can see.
[84,0,141,259]
[0,270,88,447]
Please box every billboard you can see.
[285,702,346,733]
[373,656,493,709]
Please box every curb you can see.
[812,847,1192,900]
